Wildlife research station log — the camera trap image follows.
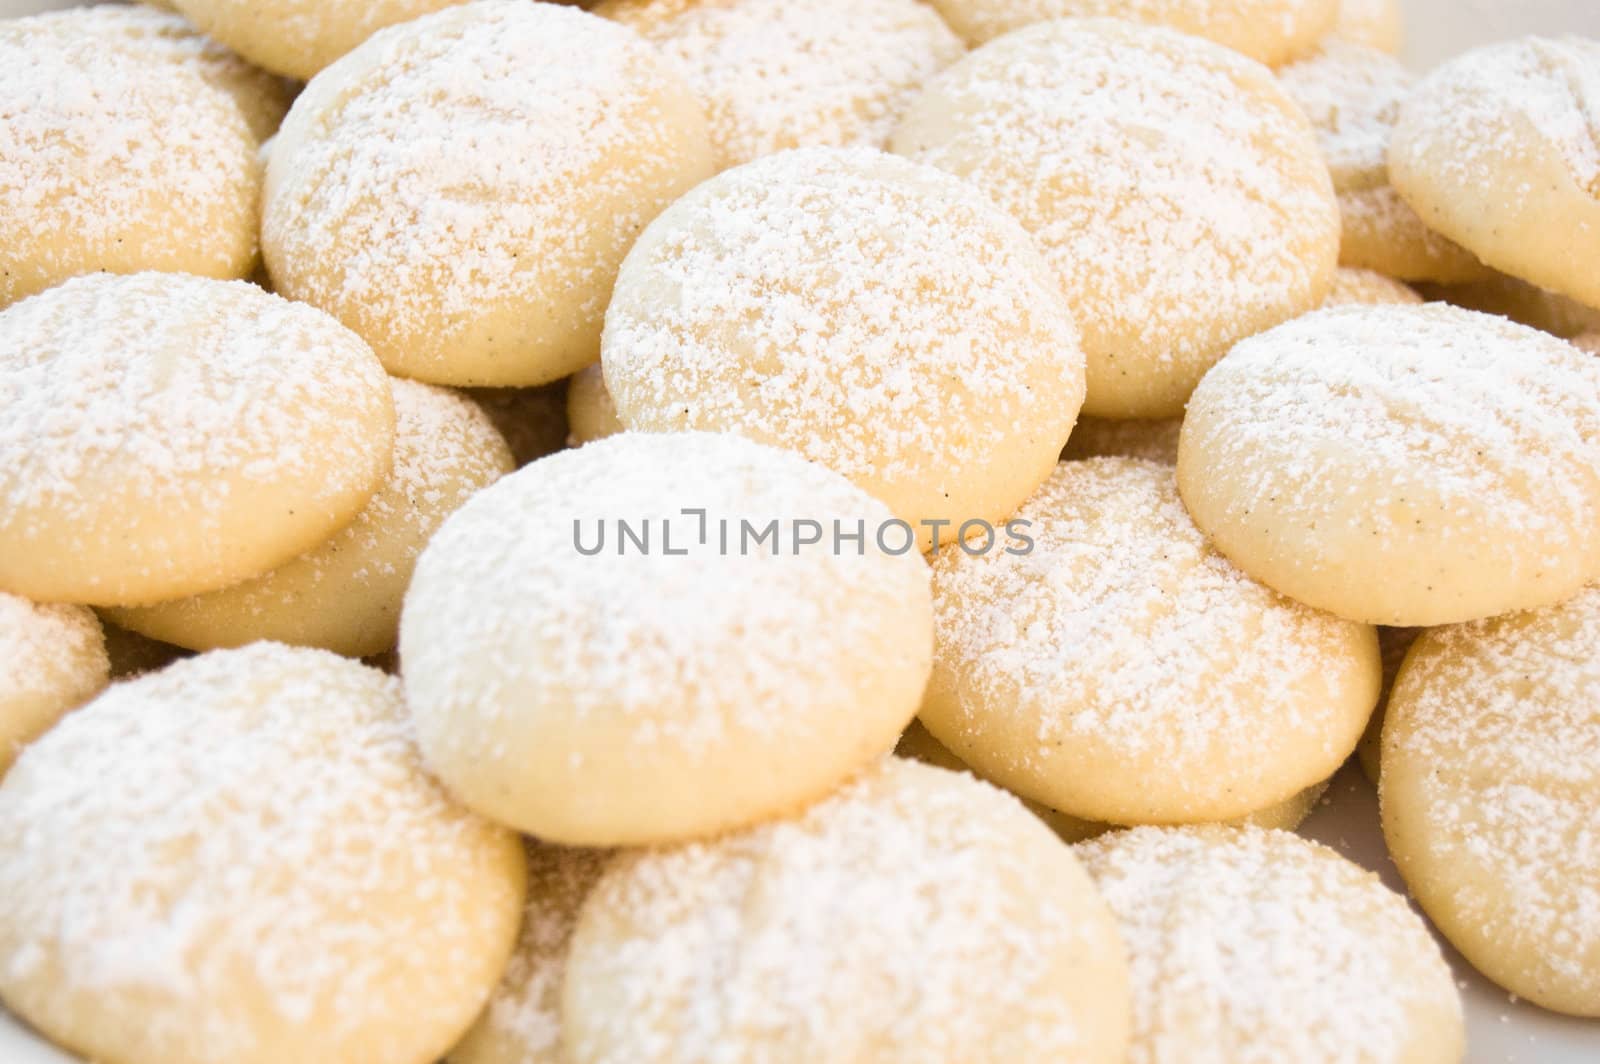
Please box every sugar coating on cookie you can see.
[26,4,294,142]
[0,593,107,776]
[449,846,610,1064]
[923,458,1378,825]
[1329,0,1402,53]
[0,20,260,308]
[469,386,569,468]
[105,380,512,658]
[265,1,715,387]
[1076,826,1464,1064]
[0,644,526,1064]
[1277,42,1487,283]
[603,147,1084,550]
[169,0,470,80]
[564,366,624,448]
[0,273,394,607]
[893,19,1337,418]
[1061,418,1183,465]
[922,0,1336,66]
[563,758,1130,1064]
[1179,304,1600,626]
[1390,36,1600,311]
[595,0,963,169]
[1382,585,1600,1016]
[1323,266,1423,307]
[400,432,934,846]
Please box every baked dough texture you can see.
[0,273,394,607]
[562,758,1131,1064]
[923,458,1378,825]
[105,379,512,658]
[264,1,716,387]
[1390,36,1600,311]
[400,432,934,846]
[602,146,1085,550]
[595,0,964,169]
[1179,303,1600,626]
[0,18,259,308]
[892,19,1338,418]
[1382,585,1600,1016]
[0,593,107,776]
[1077,826,1464,1064]
[0,644,526,1064]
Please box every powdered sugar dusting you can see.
[0,593,105,706]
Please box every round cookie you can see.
[449,845,610,1064]
[470,386,569,468]
[922,457,1378,825]
[921,0,1336,66]
[1382,585,1600,1016]
[105,380,512,658]
[1323,266,1423,307]
[264,1,716,387]
[562,758,1130,1064]
[1422,271,1600,339]
[0,593,107,776]
[1390,36,1600,311]
[602,147,1085,550]
[1329,0,1402,53]
[27,4,294,142]
[1179,303,1600,626]
[0,644,526,1064]
[1076,826,1464,1063]
[1277,42,1488,283]
[168,0,469,81]
[0,273,394,607]
[565,366,624,448]
[400,431,934,846]
[892,19,1338,419]
[0,19,259,308]
[595,0,963,169]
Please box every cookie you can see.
[1329,0,1402,52]
[892,19,1338,417]
[0,593,107,776]
[0,273,394,607]
[565,366,624,448]
[1322,266,1423,307]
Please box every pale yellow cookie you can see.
[1323,266,1423,307]
[105,380,511,658]
[401,432,934,846]
[1061,418,1182,465]
[1077,826,1464,1064]
[1179,304,1600,626]
[469,386,569,468]
[923,458,1378,826]
[1329,0,1402,53]
[265,1,715,386]
[0,593,107,776]
[1278,42,1488,283]
[1382,585,1600,1017]
[0,644,526,1064]
[565,366,624,448]
[1390,37,1600,311]
[0,273,394,607]
[562,758,1130,1064]
[595,0,963,169]
[893,19,1338,418]
[922,0,1336,66]
[1422,271,1600,339]
[0,19,259,308]
[602,147,1085,551]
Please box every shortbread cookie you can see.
[1278,42,1488,283]
[1323,266,1423,307]
[1179,304,1600,626]
[1390,37,1600,311]
[265,1,715,386]
[602,147,1084,550]
[923,458,1378,825]
[470,386,569,468]
[0,20,259,308]
[1382,586,1600,1016]
[29,4,293,141]
[1061,418,1182,465]
[565,366,624,448]
[1329,0,1401,52]
[449,846,609,1064]
[922,0,1336,66]
[1422,271,1600,339]
[1356,625,1420,783]
[0,273,393,607]
[563,758,1130,1064]
[106,380,511,658]
[893,19,1337,418]
[169,0,468,80]
[1077,826,1464,1064]
[401,432,934,845]
[0,644,526,1064]
[0,594,107,776]
[596,0,963,169]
